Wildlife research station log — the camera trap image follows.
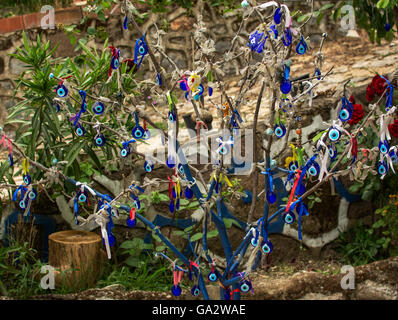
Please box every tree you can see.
[0,0,397,300]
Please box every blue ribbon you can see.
[13,185,26,202]
[134,34,148,70]
[381,76,394,111]
[295,155,318,197]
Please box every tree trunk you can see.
[48,230,105,291]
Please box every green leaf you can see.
[87,27,97,35]
[172,230,186,237]
[320,3,335,11]
[125,256,140,267]
[297,14,309,23]
[207,230,219,238]
[190,232,203,242]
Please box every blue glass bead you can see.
[283,212,295,224]
[262,240,273,254]
[166,155,176,168]
[208,272,218,282]
[56,85,68,98]
[95,134,106,147]
[171,285,182,297]
[184,187,193,199]
[191,285,200,297]
[92,102,105,115]
[169,201,175,213]
[266,190,276,204]
[131,126,145,139]
[280,79,292,94]
[126,218,136,228]
[274,8,282,24]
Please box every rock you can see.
[298,292,344,300]
[355,280,398,300]
[206,285,220,300]
[170,16,195,32]
[101,284,126,291]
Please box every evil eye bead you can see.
[385,23,392,32]
[219,144,230,155]
[56,84,68,98]
[121,147,130,158]
[133,199,141,210]
[178,163,185,175]
[240,280,252,293]
[209,87,213,96]
[274,8,282,24]
[171,284,182,297]
[289,161,299,172]
[296,36,308,55]
[168,110,176,122]
[283,211,296,224]
[126,218,136,228]
[269,25,279,39]
[191,285,200,297]
[377,161,388,176]
[389,150,398,163]
[131,126,145,140]
[283,28,292,47]
[92,102,105,115]
[144,160,154,173]
[8,154,13,167]
[23,174,31,185]
[379,141,389,155]
[111,56,119,70]
[339,108,352,122]
[111,208,119,218]
[208,272,218,282]
[19,200,26,209]
[308,162,320,177]
[314,68,322,80]
[53,103,60,113]
[138,43,148,56]
[142,130,151,140]
[197,84,204,96]
[261,240,273,254]
[274,123,286,138]
[123,16,128,30]
[75,124,85,137]
[328,128,341,142]
[251,237,259,247]
[94,134,106,147]
[28,189,37,200]
[329,145,337,160]
[78,193,87,203]
[156,73,162,86]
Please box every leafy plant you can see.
[0,241,47,298]
[335,221,387,266]
[370,194,398,256]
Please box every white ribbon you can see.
[380,107,396,142]
[95,214,111,259]
[76,182,97,197]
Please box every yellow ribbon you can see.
[22,158,29,175]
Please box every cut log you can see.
[48,230,105,290]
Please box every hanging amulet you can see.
[220,102,230,117]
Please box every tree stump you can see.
[48,230,105,291]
